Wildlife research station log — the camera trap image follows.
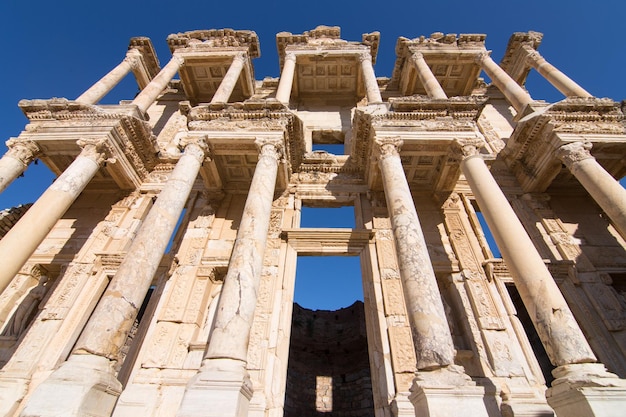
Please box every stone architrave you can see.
[556,142,626,241]
[19,137,209,417]
[360,52,383,104]
[409,52,447,99]
[75,49,142,105]
[0,139,40,194]
[275,53,296,104]
[176,138,283,417]
[211,53,247,104]
[0,139,109,295]
[476,52,533,113]
[522,46,591,98]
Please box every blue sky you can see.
[0,0,624,309]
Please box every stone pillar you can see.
[476,52,533,113]
[459,141,626,416]
[75,49,142,105]
[359,52,383,104]
[0,139,108,295]
[19,137,209,417]
[556,142,626,241]
[0,139,40,194]
[132,54,184,114]
[211,53,247,104]
[176,138,283,417]
[409,52,447,99]
[523,46,592,98]
[275,53,297,104]
[376,138,489,417]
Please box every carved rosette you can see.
[555,142,594,168]
[5,139,41,165]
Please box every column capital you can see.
[284,52,297,62]
[180,135,211,161]
[474,51,492,64]
[124,48,143,71]
[76,138,112,165]
[358,51,373,63]
[255,137,284,161]
[521,45,544,66]
[375,137,403,158]
[556,141,594,168]
[410,51,425,61]
[5,138,41,164]
[232,51,248,63]
[452,138,484,161]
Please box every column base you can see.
[408,365,491,417]
[20,354,122,417]
[391,391,415,416]
[176,358,253,417]
[546,363,626,417]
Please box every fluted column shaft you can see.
[376,138,455,370]
[0,140,107,294]
[556,142,626,240]
[132,54,183,113]
[275,53,297,104]
[459,143,596,366]
[360,52,383,104]
[205,139,282,363]
[73,139,208,358]
[476,52,533,113]
[523,46,591,98]
[75,50,141,105]
[0,139,40,194]
[211,53,247,104]
[410,52,447,99]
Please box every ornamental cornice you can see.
[499,31,543,76]
[395,33,487,56]
[166,28,260,58]
[18,98,144,121]
[388,95,487,118]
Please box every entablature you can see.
[503,97,626,192]
[499,31,543,86]
[16,98,159,190]
[390,33,487,97]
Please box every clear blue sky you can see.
[0,0,624,309]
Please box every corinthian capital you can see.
[521,45,544,66]
[5,138,41,164]
[451,138,484,161]
[358,51,373,63]
[77,138,111,165]
[374,137,403,159]
[180,135,211,161]
[125,49,144,70]
[474,51,491,65]
[255,138,284,161]
[556,141,594,168]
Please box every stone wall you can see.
[284,301,374,417]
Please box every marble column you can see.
[176,138,283,417]
[476,52,533,113]
[523,46,591,98]
[132,54,184,114]
[275,53,297,104]
[458,141,596,365]
[0,139,40,194]
[409,52,447,99]
[75,49,141,105]
[19,137,209,417]
[359,52,383,104]
[211,52,247,104]
[375,138,455,370]
[0,139,108,295]
[556,142,626,240]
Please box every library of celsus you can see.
[0,25,626,416]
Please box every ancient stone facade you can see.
[0,26,625,417]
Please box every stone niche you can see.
[284,301,374,417]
